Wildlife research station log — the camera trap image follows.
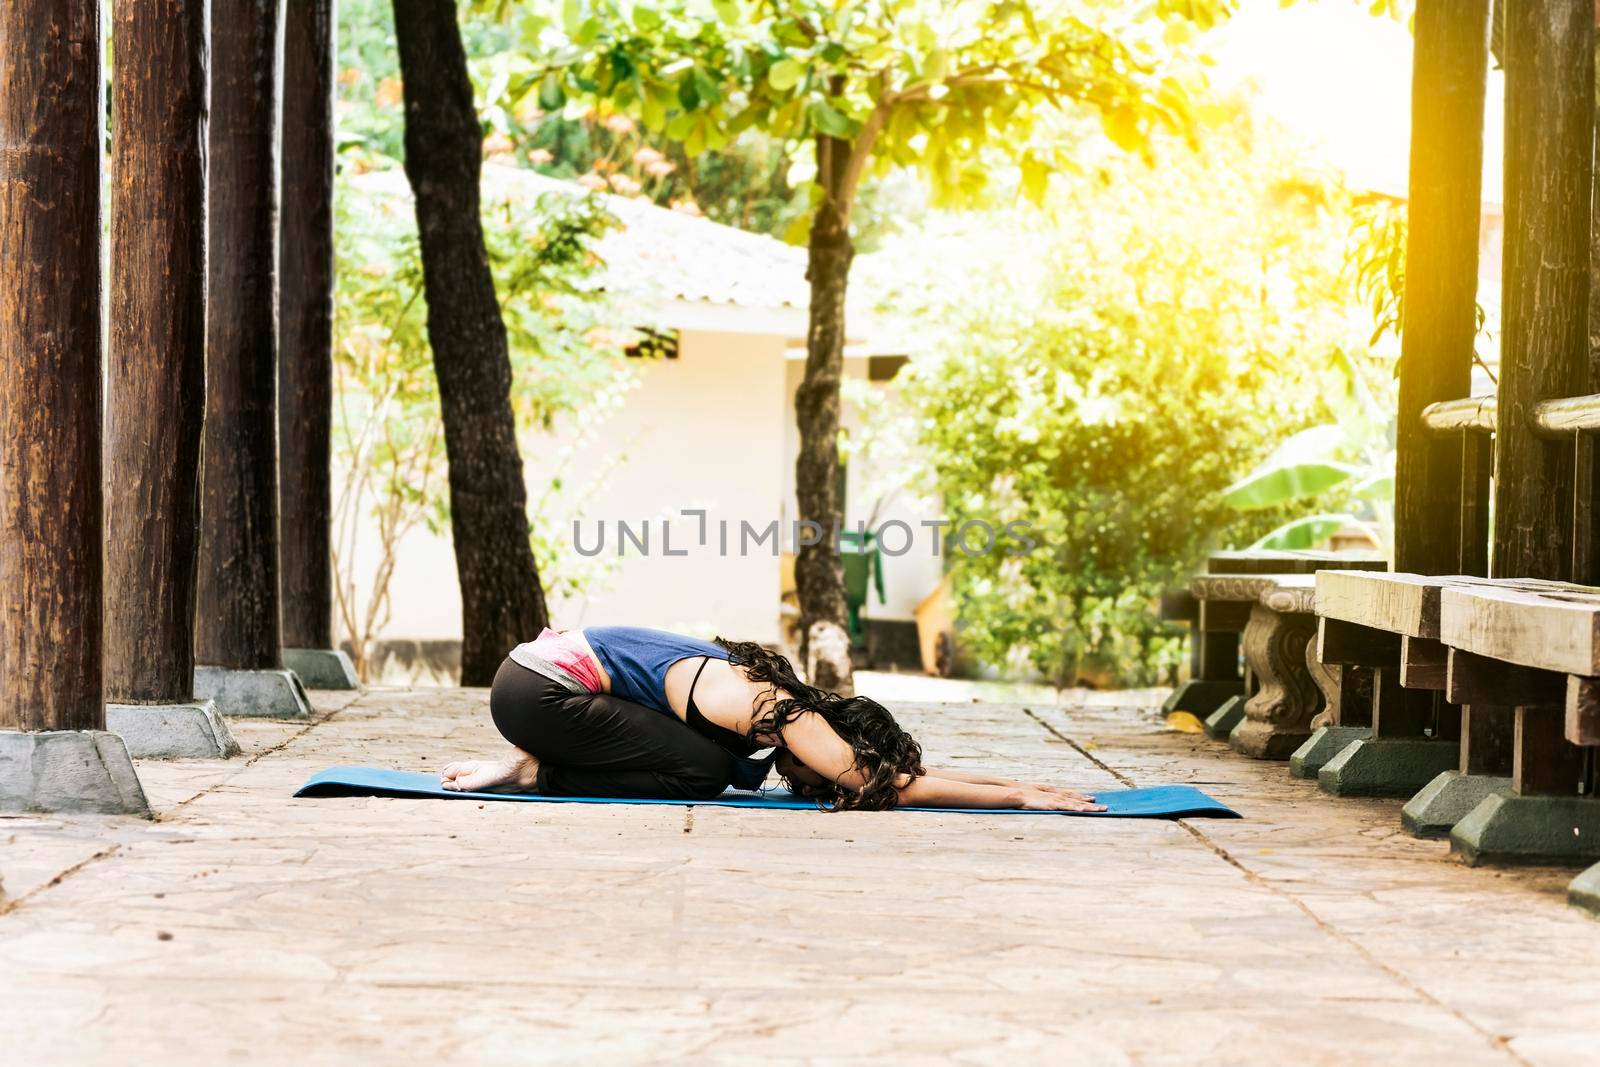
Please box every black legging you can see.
[489,657,735,800]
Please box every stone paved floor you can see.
[2,682,1597,1066]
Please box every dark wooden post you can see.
[1394,0,1492,575]
[393,0,551,686]
[106,0,209,703]
[0,0,106,732]
[1586,0,1600,587]
[197,0,285,671]
[280,0,338,653]
[1495,0,1592,580]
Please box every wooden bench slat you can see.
[1446,648,1566,705]
[1439,585,1600,676]
[1206,550,1385,575]
[1315,571,1595,640]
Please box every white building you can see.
[354,168,942,682]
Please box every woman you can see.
[441,626,1105,812]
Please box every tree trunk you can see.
[1393,0,1491,576]
[279,0,337,651]
[196,0,285,670]
[392,0,548,686]
[1495,0,1592,580]
[1587,6,1600,584]
[0,0,106,731]
[106,0,210,703]
[794,133,856,695]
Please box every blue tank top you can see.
[581,626,776,792]
[582,626,728,712]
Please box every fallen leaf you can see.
[1165,711,1206,734]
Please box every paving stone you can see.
[0,678,1596,1065]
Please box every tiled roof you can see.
[355,165,810,312]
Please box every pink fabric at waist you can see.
[529,628,603,692]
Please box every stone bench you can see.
[1166,551,1385,726]
[1186,573,1325,758]
[1158,588,1246,718]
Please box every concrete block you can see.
[106,700,241,760]
[1202,696,1246,740]
[283,648,360,690]
[1229,718,1309,761]
[1570,863,1600,917]
[1289,726,1369,780]
[1161,679,1244,718]
[1401,771,1512,839]
[195,666,312,719]
[1451,793,1600,868]
[0,730,152,816]
[1401,771,1510,838]
[1317,737,1458,798]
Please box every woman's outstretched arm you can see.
[780,712,1105,812]
[895,774,1106,811]
[924,766,1098,802]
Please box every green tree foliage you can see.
[331,179,628,678]
[527,0,1203,215]
[874,113,1379,686]
[527,0,1214,690]
[338,0,815,237]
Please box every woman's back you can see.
[581,626,728,714]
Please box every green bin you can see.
[839,530,885,648]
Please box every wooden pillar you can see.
[1586,0,1600,586]
[197,0,285,670]
[106,0,209,703]
[279,0,337,652]
[1495,0,1592,580]
[0,0,106,732]
[1394,0,1492,575]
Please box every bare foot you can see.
[440,750,540,793]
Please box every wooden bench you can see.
[1437,582,1600,866]
[1310,573,1590,805]
[1308,572,1490,803]
[1309,571,1600,863]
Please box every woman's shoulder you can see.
[585,626,726,656]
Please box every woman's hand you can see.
[1030,783,1098,803]
[440,748,541,793]
[1013,787,1107,812]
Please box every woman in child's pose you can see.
[441,626,1103,812]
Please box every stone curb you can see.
[282,648,361,690]
[0,730,152,816]
[195,667,313,719]
[107,700,241,759]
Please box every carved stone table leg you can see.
[1230,604,1323,760]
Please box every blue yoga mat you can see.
[294,766,1239,818]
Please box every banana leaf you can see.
[1248,513,1358,551]
[1221,460,1358,510]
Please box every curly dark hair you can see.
[715,638,924,811]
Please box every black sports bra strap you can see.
[687,655,712,706]
[683,656,757,756]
